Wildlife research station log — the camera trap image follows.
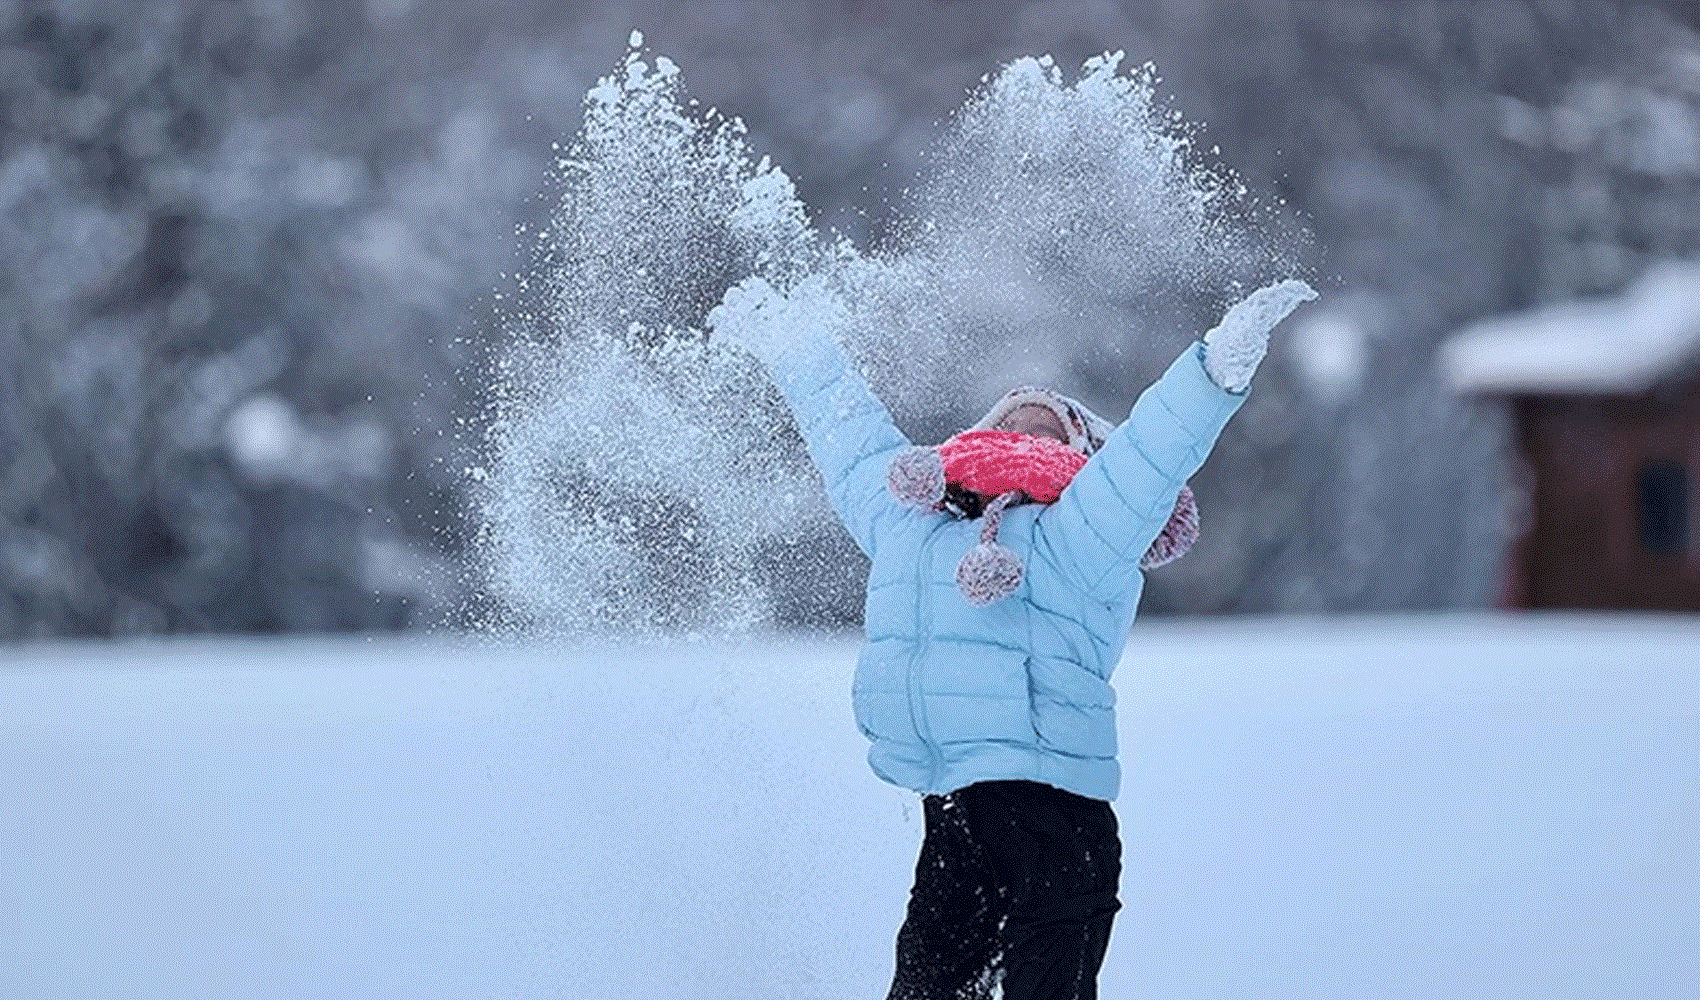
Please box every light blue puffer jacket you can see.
[760,331,1246,803]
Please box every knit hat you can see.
[971,386,1114,454]
[887,386,1200,605]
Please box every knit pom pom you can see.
[887,446,946,507]
[1139,485,1200,569]
[956,541,1024,606]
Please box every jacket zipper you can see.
[908,524,942,792]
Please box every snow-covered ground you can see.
[2,615,1695,999]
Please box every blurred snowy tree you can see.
[0,0,546,636]
[2,0,1694,636]
[1126,1,1700,614]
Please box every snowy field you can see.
[2,615,1695,1000]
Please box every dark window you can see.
[1636,460,1690,556]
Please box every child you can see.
[708,275,1316,1000]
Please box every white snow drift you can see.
[2,615,1695,999]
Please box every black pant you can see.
[886,780,1121,1000]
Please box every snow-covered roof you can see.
[1439,260,1700,394]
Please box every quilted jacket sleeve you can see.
[1032,342,1246,603]
[754,332,914,560]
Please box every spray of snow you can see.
[467,37,1303,637]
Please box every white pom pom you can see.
[956,542,1024,606]
[887,446,945,507]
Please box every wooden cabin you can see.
[1440,262,1700,612]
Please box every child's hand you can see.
[707,275,782,356]
[1202,279,1318,393]
[707,274,841,365]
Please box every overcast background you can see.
[4,0,1699,639]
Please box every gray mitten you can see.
[1203,279,1318,393]
[706,274,842,367]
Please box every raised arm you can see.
[707,276,913,558]
[1033,280,1316,601]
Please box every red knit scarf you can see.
[936,429,1089,505]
